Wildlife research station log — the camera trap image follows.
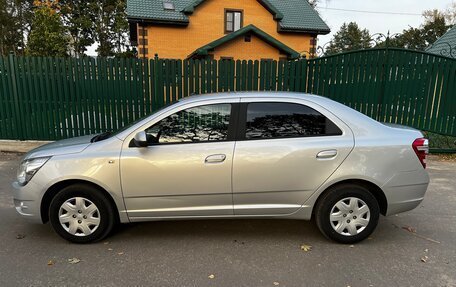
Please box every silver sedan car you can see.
[12,92,429,244]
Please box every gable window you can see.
[225,9,243,33]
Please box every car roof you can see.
[178,91,350,114]
[179,91,329,103]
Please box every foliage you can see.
[59,0,97,56]
[61,0,129,57]
[444,2,456,25]
[382,10,450,50]
[308,0,331,9]
[115,47,137,58]
[325,22,371,55]
[2,0,129,57]
[94,0,129,57]
[308,0,318,8]
[26,0,69,57]
[423,132,456,150]
[0,0,33,55]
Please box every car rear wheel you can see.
[315,184,380,244]
[49,184,115,243]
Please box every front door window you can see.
[145,104,232,145]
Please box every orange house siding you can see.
[137,0,315,60]
[211,34,281,60]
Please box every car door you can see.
[120,99,238,220]
[232,98,354,215]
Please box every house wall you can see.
[137,0,315,60]
[209,34,282,60]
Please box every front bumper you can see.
[12,181,44,223]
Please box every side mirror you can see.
[133,131,148,147]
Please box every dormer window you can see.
[225,9,243,33]
[163,1,175,10]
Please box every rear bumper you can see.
[383,169,429,216]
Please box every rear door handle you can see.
[316,150,337,159]
[205,154,226,164]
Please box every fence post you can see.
[376,32,393,122]
[152,54,159,111]
[7,52,24,140]
[376,40,390,122]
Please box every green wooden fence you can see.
[0,48,455,142]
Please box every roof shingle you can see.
[426,25,456,58]
[127,0,330,33]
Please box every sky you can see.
[316,0,455,46]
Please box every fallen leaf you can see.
[68,258,81,264]
[402,226,417,233]
[208,274,215,279]
[16,234,25,239]
[273,282,280,286]
[300,244,312,252]
[421,255,429,263]
[47,260,54,266]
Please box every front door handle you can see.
[316,150,338,159]
[205,154,226,164]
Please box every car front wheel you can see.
[49,184,116,243]
[315,184,380,244]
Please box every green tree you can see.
[444,2,456,25]
[26,0,69,57]
[325,22,371,55]
[381,10,449,50]
[94,0,129,57]
[60,0,97,56]
[0,0,33,55]
[308,0,318,8]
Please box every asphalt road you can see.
[0,152,455,287]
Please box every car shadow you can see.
[109,216,406,245]
[112,219,321,241]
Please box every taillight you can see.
[412,138,429,168]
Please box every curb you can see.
[0,140,52,153]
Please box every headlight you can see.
[17,157,51,186]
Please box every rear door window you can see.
[244,102,342,140]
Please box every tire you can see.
[315,184,380,244]
[49,184,116,244]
